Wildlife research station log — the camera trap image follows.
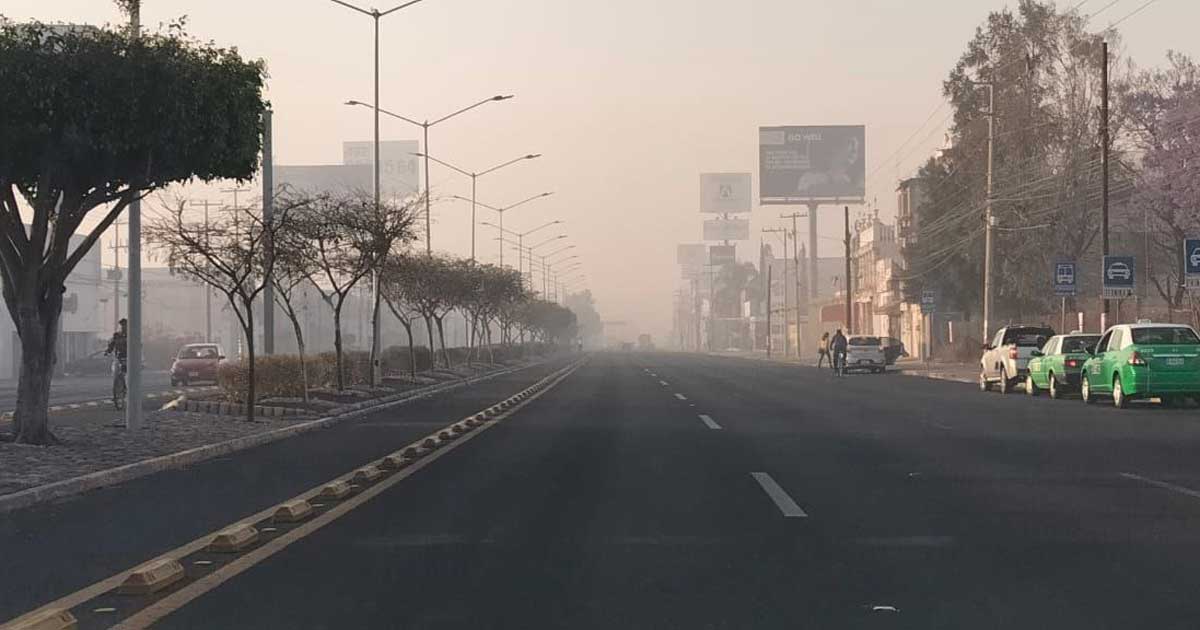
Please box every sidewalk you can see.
[708,350,978,384]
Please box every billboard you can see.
[681,264,704,281]
[759,125,865,202]
[703,218,750,242]
[700,173,752,213]
[677,243,707,267]
[343,140,421,197]
[709,244,736,266]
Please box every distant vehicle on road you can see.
[844,336,886,373]
[1106,262,1132,281]
[170,343,225,386]
[1025,333,1101,399]
[1081,323,1200,408]
[980,325,1055,394]
[637,334,655,351]
[881,337,907,365]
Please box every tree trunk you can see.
[368,280,382,387]
[334,305,346,391]
[401,321,416,378]
[424,315,437,369]
[486,322,495,364]
[284,306,309,404]
[243,300,257,422]
[12,303,61,445]
[435,316,452,369]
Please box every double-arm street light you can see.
[480,220,562,286]
[418,152,540,261]
[329,0,428,387]
[454,192,554,266]
[345,94,514,253]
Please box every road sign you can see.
[1102,255,1135,299]
[1185,239,1200,290]
[920,289,936,314]
[1053,261,1077,296]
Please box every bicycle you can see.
[833,350,847,377]
[110,356,127,410]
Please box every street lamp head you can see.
[412,152,425,157]
[345,99,365,106]
[525,154,541,160]
[493,94,515,101]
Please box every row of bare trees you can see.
[146,189,578,420]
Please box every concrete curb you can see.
[898,370,977,384]
[0,359,552,515]
[178,400,313,418]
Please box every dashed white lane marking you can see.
[1121,472,1200,501]
[750,472,809,518]
[659,380,669,386]
[698,414,721,430]
[674,393,688,400]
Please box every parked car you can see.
[1080,322,1200,408]
[1024,332,1101,399]
[979,325,1056,394]
[844,336,886,373]
[170,343,225,386]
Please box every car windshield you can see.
[179,346,219,359]
[1061,336,1101,353]
[1131,327,1200,345]
[1003,327,1055,346]
[848,337,880,346]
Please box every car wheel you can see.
[170,378,178,387]
[1113,375,1128,409]
[979,370,990,392]
[998,368,1011,394]
[1026,374,1038,396]
[1048,373,1060,400]
[1081,376,1094,404]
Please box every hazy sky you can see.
[6,0,1197,340]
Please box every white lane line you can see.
[659,380,669,386]
[1121,472,1200,501]
[751,472,808,517]
[698,414,721,430]
[674,393,688,400]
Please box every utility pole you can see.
[765,265,773,358]
[262,108,275,355]
[190,201,217,342]
[844,206,852,333]
[781,211,806,358]
[110,221,126,331]
[1101,40,1111,318]
[982,81,996,341]
[763,228,788,357]
[126,5,144,430]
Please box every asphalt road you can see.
[9,352,1200,628]
[0,371,173,409]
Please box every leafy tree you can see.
[267,214,318,402]
[390,254,459,369]
[0,20,265,443]
[564,290,603,348]
[379,253,424,378]
[146,199,293,421]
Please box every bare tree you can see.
[145,199,292,421]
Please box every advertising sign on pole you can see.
[275,164,372,195]
[700,173,752,213]
[1053,261,1077,296]
[681,264,704,281]
[676,243,707,267]
[1101,255,1135,299]
[1185,239,1200,290]
[702,218,750,241]
[759,125,866,203]
[709,244,736,266]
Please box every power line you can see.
[1108,0,1162,29]
[1088,0,1125,20]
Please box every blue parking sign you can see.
[1053,261,1076,296]
[1102,255,1135,298]
[1185,239,1200,290]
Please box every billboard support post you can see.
[809,202,819,302]
[844,206,852,334]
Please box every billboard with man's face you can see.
[759,125,865,202]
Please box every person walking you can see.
[816,331,830,368]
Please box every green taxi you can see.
[1025,333,1101,399]
[1080,323,1200,408]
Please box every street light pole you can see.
[126,4,143,430]
[456,192,554,268]
[981,81,995,342]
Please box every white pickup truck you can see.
[979,325,1056,394]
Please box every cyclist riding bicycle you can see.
[105,318,128,408]
[829,328,848,375]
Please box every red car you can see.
[170,343,225,386]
